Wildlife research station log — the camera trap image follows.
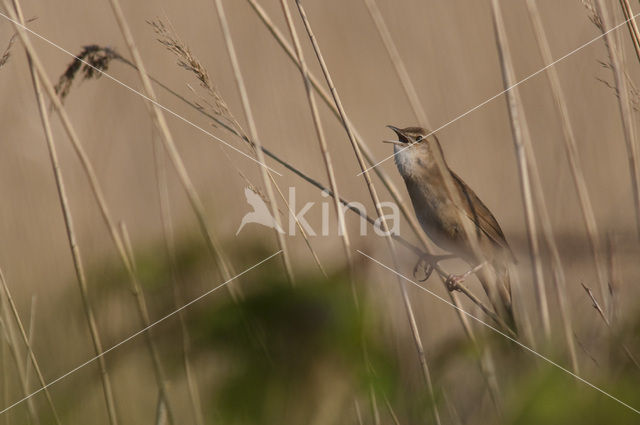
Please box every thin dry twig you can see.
[605,233,618,320]
[294,2,441,423]
[0,32,15,68]
[0,16,34,69]
[596,61,640,112]
[580,282,640,369]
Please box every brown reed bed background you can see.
[1,0,640,424]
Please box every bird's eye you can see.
[415,135,424,142]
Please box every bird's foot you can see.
[445,261,489,291]
[413,258,434,282]
[445,274,464,291]
[412,253,454,282]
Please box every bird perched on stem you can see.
[385,125,516,331]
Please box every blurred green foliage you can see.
[191,266,399,424]
[47,237,640,424]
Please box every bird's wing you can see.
[449,171,516,263]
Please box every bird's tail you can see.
[477,264,516,335]
[496,265,516,334]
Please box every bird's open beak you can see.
[383,125,405,145]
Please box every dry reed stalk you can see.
[489,0,551,340]
[618,0,640,62]
[293,2,441,423]
[211,0,295,284]
[383,395,401,425]
[151,134,205,425]
[442,390,464,425]
[3,1,120,421]
[605,233,618,321]
[277,0,353,277]
[155,397,168,425]
[0,269,59,424]
[0,284,39,423]
[118,222,177,424]
[527,0,617,371]
[1,332,7,425]
[361,0,428,126]
[592,1,640,251]
[353,399,364,425]
[22,296,36,388]
[369,388,380,425]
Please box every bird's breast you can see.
[394,150,466,255]
[394,144,423,180]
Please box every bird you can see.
[236,187,285,236]
[384,125,516,330]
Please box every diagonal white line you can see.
[0,250,282,416]
[356,249,640,415]
[357,10,640,176]
[0,10,282,176]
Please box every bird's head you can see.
[384,125,446,177]
[383,125,431,146]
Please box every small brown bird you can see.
[385,125,516,330]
